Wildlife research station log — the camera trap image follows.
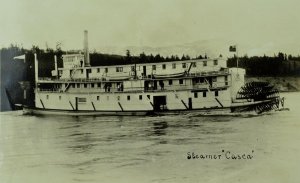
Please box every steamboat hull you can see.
[22,98,280,116]
[23,107,152,116]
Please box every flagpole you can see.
[236,45,238,68]
[34,53,38,88]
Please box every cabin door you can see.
[75,97,78,111]
[143,66,147,77]
[188,97,193,109]
[86,69,91,79]
[153,96,167,111]
[153,81,158,90]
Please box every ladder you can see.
[64,67,80,92]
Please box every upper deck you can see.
[53,54,227,81]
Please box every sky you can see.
[1,0,300,57]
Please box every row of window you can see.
[60,60,219,75]
[46,91,219,102]
[96,95,151,101]
[46,95,150,101]
[150,61,212,71]
[63,75,225,90]
[168,79,184,85]
[65,78,185,89]
[193,90,219,98]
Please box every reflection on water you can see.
[0,92,300,183]
[152,121,169,136]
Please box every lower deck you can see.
[35,89,232,112]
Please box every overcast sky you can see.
[1,0,299,56]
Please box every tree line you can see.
[227,52,300,76]
[1,45,300,78]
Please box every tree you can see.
[139,52,147,63]
[186,55,190,60]
[181,54,186,60]
[126,50,131,62]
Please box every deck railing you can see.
[38,69,229,82]
[37,81,229,94]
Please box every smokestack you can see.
[84,30,90,67]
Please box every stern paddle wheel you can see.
[234,82,283,114]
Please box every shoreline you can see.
[245,76,300,92]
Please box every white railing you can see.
[38,69,229,82]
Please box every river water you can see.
[0,92,300,183]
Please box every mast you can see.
[236,45,239,69]
[54,55,58,79]
[34,53,38,88]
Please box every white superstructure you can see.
[34,53,246,114]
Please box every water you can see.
[0,92,300,183]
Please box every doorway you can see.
[143,66,147,77]
[188,97,192,109]
[153,96,167,111]
[86,69,91,79]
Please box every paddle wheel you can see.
[235,82,282,114]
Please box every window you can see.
[203,61,207,67]
[225,76,228,85]
[84,84,87,88]
[97,96,100,101]
[200,78,204,83]
[65,83,68,88]
[194,92,198,98]
[152,65,156,70]
[46,95,49,99]
[214,59,218,65]
[97,83,101,88]
[162,64,166,70]
[147,95,150,99]
[116,67,123,72]
[179,79,183,85]
[97,68,100,73]
[169,80,173,85]
[59,96,61,100]
[78,97,86,103]
[182,63,186,68]
[192,62,196,67]
[215,91,219,97]
[105,68,108,73]
[172,63,176,69]
[91,83,94,88]
[81,69,84,74]
[127,95,130,101]
[212,77,217,82]
[203,92,207,97]
[77,83,80,88]
[131,66,135,72]
[139,95,142,100]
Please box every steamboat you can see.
[18,31,283,116]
